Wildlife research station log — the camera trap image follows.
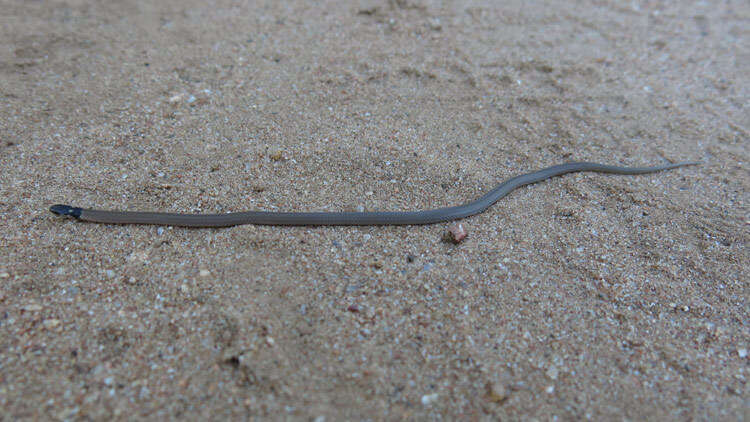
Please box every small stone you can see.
[126,250,149,263]
[22,304,43,312]
[545,385,555,394]
[269,150,285,161]
[486,382,507,403]
[357,7,378,15]
[444,223,467,244]
[105,270,115,279]
[199,269,210,277]
[421,393,439,406]
[0,271,9,278]
[347,305,360,313]
[43,319,61,330]
[739,349,748,358]
[168,93,184,104]
[265,336,275,347]
[546,366,559,380]
[157,227,165,235]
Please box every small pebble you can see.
[444,223,467,244]
[421,393,439,406]
[105,270,115,279]
[347,305,360,313]
[486,382,507,403]
[199,269,210,277]
[167,94,184,104]
[546,366,559,380]
[43,319,61,330]
[739,349,748,358]
[270,150,285,161]
[22,304,43,312]
[157,227,164,235]
[0,271,9,278]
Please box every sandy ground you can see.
[1,0,747,420]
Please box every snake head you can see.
[49,204,82,218]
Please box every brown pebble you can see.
[486,382,508,403]
[347,305,360,313]
[269,150,285,161]
[444,223,467,244]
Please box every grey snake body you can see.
[50,161,697,228]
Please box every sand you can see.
[1,0,747,419]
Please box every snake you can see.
[49,161,698,228]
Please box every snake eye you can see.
[50,204,82,218]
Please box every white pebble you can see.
[739,349,748,358]
[546,366,559,380]
[421,393,439,406]
[168,94,184,103]
[43,319,61,329]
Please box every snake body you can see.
[49,161,697,227]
